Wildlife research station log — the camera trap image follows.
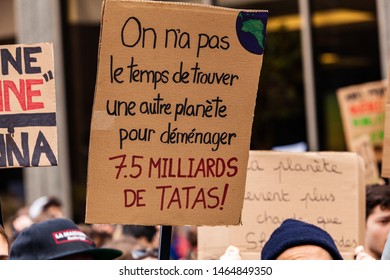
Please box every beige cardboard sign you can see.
[86,0,268,225]
[0,43,58,168]
[337,80,387,161]
[198,151,365,260]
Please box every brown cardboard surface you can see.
[198,150,365,260]
[337,80,386,161]
[0,43,58,168]
[86,0,268,225]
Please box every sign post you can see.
[158,226,172,260]
[86,0,268,228]
[198,151,366,260]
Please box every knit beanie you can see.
[261,219,343,260]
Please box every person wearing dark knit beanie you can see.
[261,219,343,260]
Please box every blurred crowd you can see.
[1,183,390,260]
[0,195,197,260]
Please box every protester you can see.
[122,225,159,260]
[9,218,122,260]
[355,184,390,260]
[0,225,10,260]
[29,196,64,223]
[261,219,343,260]
[355,245,375,260]
[8,206,33,242]
[101,228,138,260]
[88,223,116,248]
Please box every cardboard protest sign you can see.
[337,80,387,161]
[0,43,58,168]
[86,0,268,225]
[198,151,365,260]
